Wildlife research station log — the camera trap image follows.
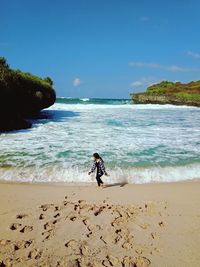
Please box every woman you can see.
[88,153,109,187]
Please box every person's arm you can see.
[88,161,96,175]
[100,160,108,175]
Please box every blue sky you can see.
[1,0,200,98]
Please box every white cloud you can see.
[187,50,200,59]
[129,61,199,72]
[130,77,158,88]
[73,77,82,87]
[130,62,160,68]
[130,81,143,87]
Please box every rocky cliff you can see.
[0,57,56,131]
[131,81,200,107]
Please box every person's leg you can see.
[96,174,103,186]
[99,175,103,185]
[96,175,101,186]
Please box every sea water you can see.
[0,98,200,184]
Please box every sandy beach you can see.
[0,181,199,267]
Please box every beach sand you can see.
[0,181,200,267]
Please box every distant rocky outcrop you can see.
[130,81,200,107]
[0,57,56,131]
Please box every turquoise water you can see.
[0,97,200,184]
[56,97,131,105]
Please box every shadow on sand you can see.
[104,182,128,188]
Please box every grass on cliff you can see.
[146,80,200,101]
[0,56,56,113]
[0,57,53,90]
[175,92,200,102]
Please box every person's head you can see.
[93,152,102,161]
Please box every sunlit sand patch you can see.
[0,195,168,266]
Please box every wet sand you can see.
[0,181,200,266]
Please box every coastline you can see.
[0,181,200,266]
[0,177,200,186]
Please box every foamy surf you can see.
[0,164,200,184]
[80,98,90,102]
[0,98,200,184]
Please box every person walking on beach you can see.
[88,153,109,187]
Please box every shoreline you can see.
[0,176,200,187]
[0,181,200,266]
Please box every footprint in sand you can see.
[65,239,77,248]
[78,199,86,204]
[69,215,77,221]
[85,224,101,238]
[42,229,54,241]
[0,258,13,267]
[14,242,21,252]
[74,204,81,213]
[135,247,144,255]
[114,228,131,246]
[20,225,33,233]
[151,232,160,239]
[13,239,33,251]
[139,223,150,230]
[40,204,55,211]
[122,239,134,250]
[16,214,28,219]
[0,239,11,246]
[54,205,62,211]
[122,256,151,267]
[93,207,104,216]
[20,239,33,248]
[111,216,126,227]
[44,220,58,231]
[65,212,78,221]
[54,213,60,218]
[62,200,69,207]
[158,221,165,227]
[65,239,81,255]
[135,256,151,267]
[28,248,43,260]
[123,233,134,247]
[114,229,134,250]
[0,239,33,254]
[39,213,45,220]
[86,232,92,238]
[102,255,119,266]
[0,261,6,267]
[87,224,101,232]
[82,219,88,226]
[100,234,115,245]
[10,223,22,231]
[79,244,91,256]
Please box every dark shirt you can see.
[90,160,106,175]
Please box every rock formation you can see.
[0,57,56,131]
[131,81,200,107]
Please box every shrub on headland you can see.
[146,80,200,97]
[131,80,200,106]
[0,57,56,131]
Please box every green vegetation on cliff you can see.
[0,57,56,131]
[131,80,200,107]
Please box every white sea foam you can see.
[0,164,200,184]
[50,103,199,111]
[0,102,200,184]
[80,98,90,102]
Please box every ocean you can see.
[0,97,200,184]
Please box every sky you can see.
[1,0,200,98]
